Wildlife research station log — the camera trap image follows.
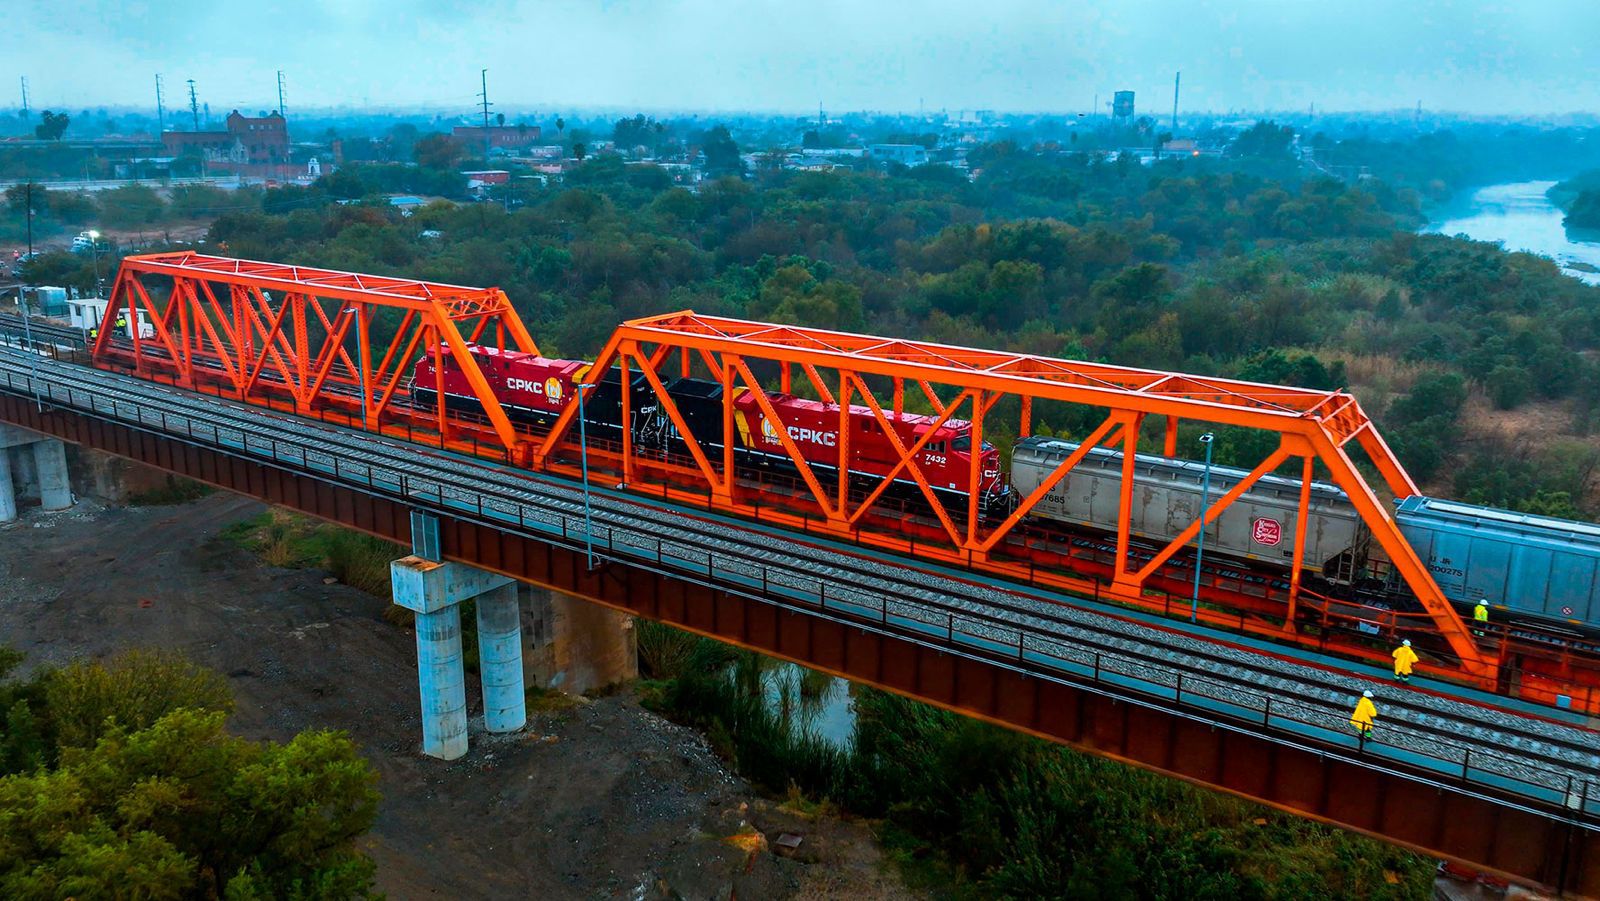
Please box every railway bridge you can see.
[2,255,1599,895]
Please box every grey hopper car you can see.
[1009,437,1371,582]
[1395,496,1600,627]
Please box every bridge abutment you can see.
[0,424,74,520]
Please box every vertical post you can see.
[893,377,903,419]
[780,361,791,394]
[1190,432,1215,624]
[356,306,370,431]
[1285,454,1313,631]
[1019,394,1032,438]
[967,390,984,544]
[723,353,737,499]
[1164,415,1178,457]
[620,353,634,485]
[578,376,597,569]
[1113,413,1140,582]
[837,372,851,513]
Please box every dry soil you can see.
[0,492,916,900]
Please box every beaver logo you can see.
[544,377,563,403]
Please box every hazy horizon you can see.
[8,0,1599,118]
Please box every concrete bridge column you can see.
[0,425,73,516]
[390,554,518,760]
[476,583,527,734]
[414,605,468,760]
[0,447,15,523]
[32,439,71,511]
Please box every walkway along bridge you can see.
[1,254,1597,894]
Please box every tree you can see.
[0,649,380,899]
[97,184,166,228]
[573,142,588,162]
[34,111,70,141]
[495,112,505,127]
[701,125,743,176]
[613,114,656,153]
[555,116,566,136]
[1228,120,1296,159]
[413,133,462,170]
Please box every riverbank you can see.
[639,622,1436,900]
[1425,180,1600,285]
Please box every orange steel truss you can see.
[533,312,1494,682]
[91,252,538,452]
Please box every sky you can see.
[8,0,1600,117]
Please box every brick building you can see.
[162,110,290,166]
[451,124,543,153]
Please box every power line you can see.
[277,70,287,117]
[187,79,200,131]
[19,76,29,116]
[155,74,165,133]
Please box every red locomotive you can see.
[413,345,1010,514]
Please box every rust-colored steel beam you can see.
[2,391,1593,897]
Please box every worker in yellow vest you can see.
[1473,600,1489,637]
[1351,691,1377,740]
[1392,639,1418,683]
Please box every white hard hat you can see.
[1402,639,1411,647]
[1363,690,1373,698]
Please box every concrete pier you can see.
[32,438,71,511]
[391,554,519,759]
[414,605,468,760]
[0,425,73,519]
[475,583,527,733]
[0,446,14,523]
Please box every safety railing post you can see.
[1462,748,1471,781]
[1263,697,1273,727]
[1092,652,1101,683]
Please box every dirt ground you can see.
[0,493,917,900]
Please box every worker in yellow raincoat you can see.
[1392,639,1418,683]
[1473,600,1489,637]
[1351,690,1377,740]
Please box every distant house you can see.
[866,144,929,167]
[460,170,511,186]
[451,124,543,153]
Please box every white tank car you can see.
[1009,437,1372,582]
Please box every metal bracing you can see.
[532,311,1492,681]
[92,252,538,453]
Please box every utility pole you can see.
[478,68,492,165]
[1172,71,1181,133]
[187,79,200,130]
[18,76,28,116]
[154,74,165,133]
[277,70,286,117]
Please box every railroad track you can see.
[3,341,1598,817]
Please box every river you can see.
[1425,180,1600,285]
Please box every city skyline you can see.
[7,0,1600,117]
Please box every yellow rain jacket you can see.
[1474,603,1489,623]
[1351,696,1378,731]
[1392,644,1418,677]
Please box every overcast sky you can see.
[8,0,1599,117]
